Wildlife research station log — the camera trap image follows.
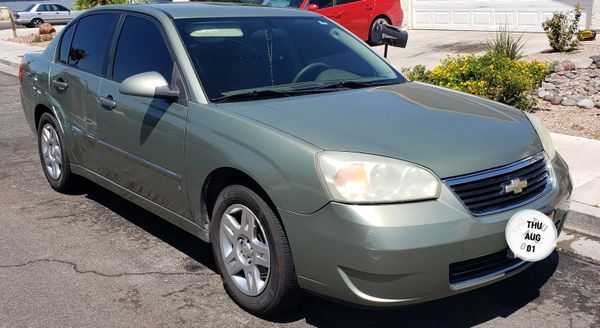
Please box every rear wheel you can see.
[368,16,391,46]
[30,18,43,27]
[211,185,301,315]
[37,113,82,193]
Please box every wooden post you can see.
[9,10,17,39]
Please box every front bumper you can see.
[279,154,572,306]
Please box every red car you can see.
[263,0,403,44]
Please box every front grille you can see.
[449,249,525,286]
[444,153,551,216]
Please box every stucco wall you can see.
[400,0,411,28]
[592,0,600,30]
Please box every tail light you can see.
[19,59,24,84]
[14,14,20,19]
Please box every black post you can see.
[384,43,388,58]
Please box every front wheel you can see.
[211,185,301,315]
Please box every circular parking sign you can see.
[505,209,557,262]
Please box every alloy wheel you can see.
[40,124,62,180]
[219,204,271,296]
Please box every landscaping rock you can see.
[576,98,595,109]
[550,96,563,105]
[572,57,594,69]
[38,23,55,35]
[538,90,552,99]
[561,98,577,106]
[543,94,554,102]
[541,82,556,90]
[560,60,576,71]
[590,55,600,64]
[554,63,565,72]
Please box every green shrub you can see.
[542,3,582,52]
[404,53,548,111]
[73,0,131,10]
[486,26,525,60]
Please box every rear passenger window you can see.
[112,16,174,83]
[58,23,76,64]
[69,14,117,75]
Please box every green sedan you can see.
[20,3,572,315]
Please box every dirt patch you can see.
[430,41,488,54]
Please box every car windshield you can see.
[175,16,403,102]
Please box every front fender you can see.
[185,102,329,227]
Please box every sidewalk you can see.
[0,39,41,69]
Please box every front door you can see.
[96,14,190,217]
[335,0,373,40]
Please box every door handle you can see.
[329,12,341,19]
[51,79,68,91]
[99,96,117,110]
[366,5,373,10]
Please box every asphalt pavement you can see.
[1,71,599,327]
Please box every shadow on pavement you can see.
[83,184,218,273]
[82,184,559,327]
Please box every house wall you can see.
[592,0,600,30]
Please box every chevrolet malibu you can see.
[20,3,572,315]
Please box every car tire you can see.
[30,18,43,27]
[211,185,301,316]
[37,113,83,193]
[368,16,391,46]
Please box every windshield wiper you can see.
[301,80,398,91]
[211,89,296,103]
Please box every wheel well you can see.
[372,14,391,26]
[34,104,53,131]
[202,167,277,224]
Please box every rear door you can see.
[95,14,190,217]
[49,13,118,170]
[55,5,71,23]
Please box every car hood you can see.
[217,82,542,178]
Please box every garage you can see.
[410,0,594,32]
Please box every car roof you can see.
[91,3,316,19]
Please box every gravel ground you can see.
[525,38,600,63]
[526,39,600,140]
[532,101,600,141]
[7,33,53,47]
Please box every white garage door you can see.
[412,0,593,32]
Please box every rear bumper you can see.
[279,153,572,306]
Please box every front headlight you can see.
[316,152,441,203]
[525,112,556,160]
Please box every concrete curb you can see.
[0,58,19,69]
[565,203,600,239]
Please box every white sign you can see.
[505,209,557,262]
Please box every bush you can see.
[486,26,525,60]
[403,53,548,111]
[73,0,131,10]
[542,3,582,52]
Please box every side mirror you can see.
[119,71,179,100]
[372,23,408,47]
[307,3,319,11]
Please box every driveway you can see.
[1,70,600,327]
[373,30,551,69]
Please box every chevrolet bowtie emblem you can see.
[503,178,528,194]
